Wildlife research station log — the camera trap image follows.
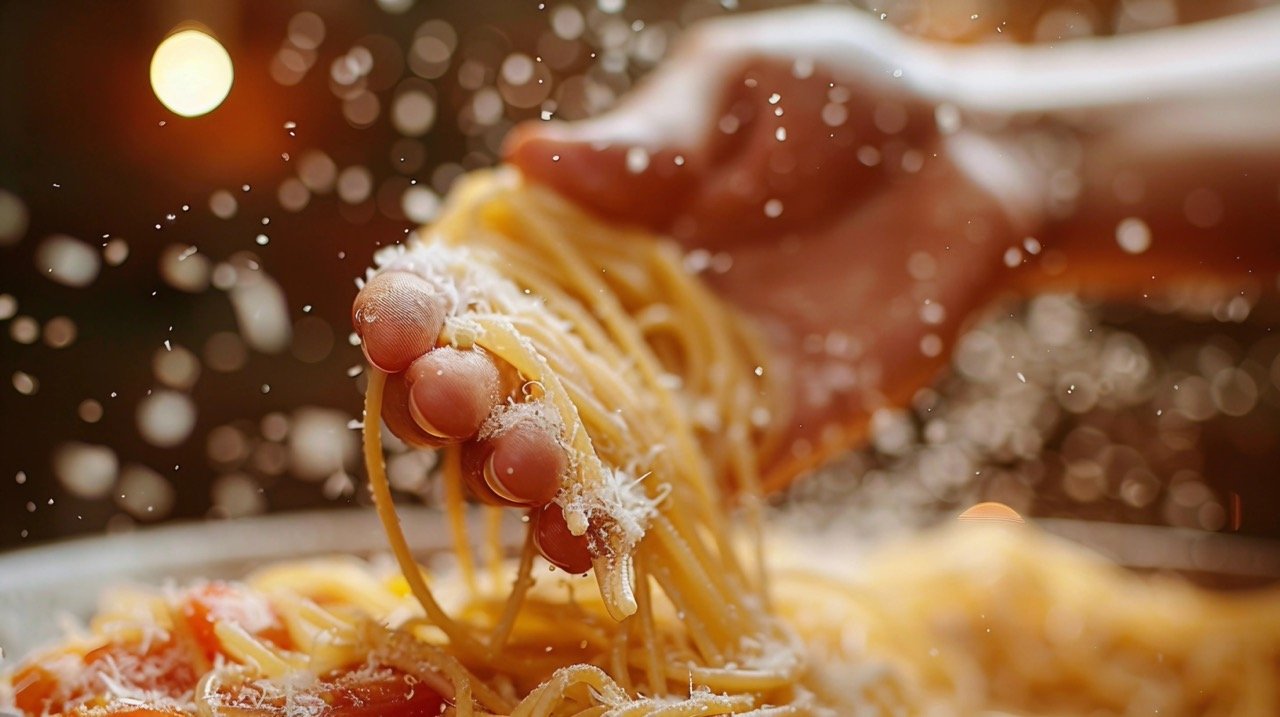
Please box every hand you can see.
[506,8,1042,486]
[352,7,1044,515]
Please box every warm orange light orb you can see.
[150,29,234,117]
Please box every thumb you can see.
[503,122,697,231]
[502,34,730,230]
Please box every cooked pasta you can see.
[357,168,809,713]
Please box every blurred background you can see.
[1,0,1278,567]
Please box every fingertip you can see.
[484,424,565,506]
[378,372,442,448]
[405,347,500,441]
[503,124,596,204]
[504,121,695,230]
[532,503,593,574]
[353,271,445,373]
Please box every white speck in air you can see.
[1016,372,1027,383]
[1116,217,1151,254]
[256,234,269,246]
[673,155,685,166]
[821,103,848,127]
[764,199,783,218]
[920,334,943,357]
[907,251,936,280]
[857,145,881,167]
[11,316,38,344]
[920,301,946,325]
[1003,247,1022,267]
[1023,237,1042,254]
[402,186,441,222]
[768,93,781,105]
[935,103,961,134]
[209,190,237,219]
[53,442,117,499]
[137,390,196,447]
[35,235,100,287]
[0,189,29,246]
[775,127,787,142]
[625,146,650,173]
[901,150,924,173]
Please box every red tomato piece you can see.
[180,582,293,662]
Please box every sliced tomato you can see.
[12,639,197,716]
[12,583,443,717]
[11,663,60,715]
[326,669,448,717]
[82,638,199,697]
[180,582,293,662]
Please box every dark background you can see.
[2,0,1278,552]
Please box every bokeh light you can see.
[150,29,234,117]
